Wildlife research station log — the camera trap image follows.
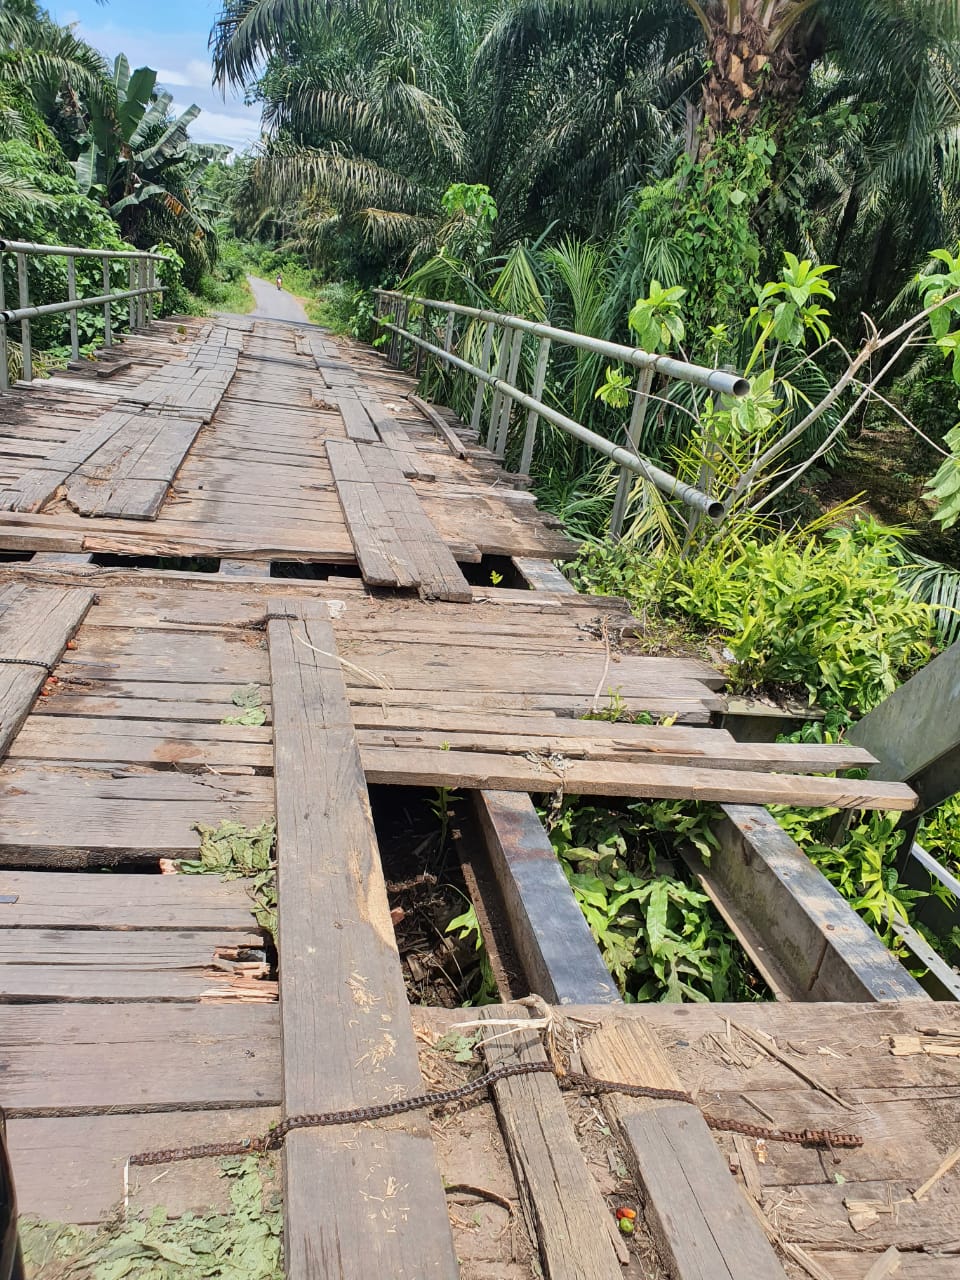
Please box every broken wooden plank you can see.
[266,598,458,1279]
[409,393,468,458]
[473,790,620,1005]
[0,926,268,1002]
[579,1019,786,1280]
[513,557,575,593]
[479,1008,624,1280]
[0,582,95,759]
[9,1108,280,1224]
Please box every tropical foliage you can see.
[0,0,219,345]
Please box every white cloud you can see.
[49,14,263,151]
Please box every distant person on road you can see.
[276,274,283,291]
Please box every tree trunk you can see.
[697,2,816,155]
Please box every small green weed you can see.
[222,684,267,727]
[445,903,499,1006]
[180,820,278,942]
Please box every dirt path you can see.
[246,274,311,322]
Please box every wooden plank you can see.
[0,1002,280,1113]
[713,806,928,1001]
[473,790,621,1004]
[409,394,468,458]
[513,558,575,593]
[360,746,918,810]
[0,869,259,930]
[0,583,95,758]
[579,1019,786,1280]
[266,599,458,1279]
[9,1108,280,1224]
[0,764,272,865]
[63,412,204,519]
[479,1008,624,1280]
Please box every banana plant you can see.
[73,54,201,225]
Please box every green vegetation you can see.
[180,819,278,942]
[0,1,231,373]
[21,1157,282,1279]
[548,798,763,1002]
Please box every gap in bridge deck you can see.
[370,783,524,1008]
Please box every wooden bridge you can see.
[0,294,957,1279]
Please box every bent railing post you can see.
[16,252,31,381]
[610,367,655,537]
[486,328,511,450]
[494,327,524,459]
[102,257,113,347]
[0,257,7,392]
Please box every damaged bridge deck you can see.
[0,311,955,1280]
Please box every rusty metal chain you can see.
[0,656,53,672]
[129,1062,863,1168]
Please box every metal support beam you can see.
[66,256,79,363]
[493,327,524,459]
[469,320,495,435]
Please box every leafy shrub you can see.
[548,799,763,1002]
[577,519,935,713]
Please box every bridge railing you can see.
[0,239,167,389]
[373,289,749,532]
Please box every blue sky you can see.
[49,1,263,152]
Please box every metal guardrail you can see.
[0,239,167,389]
[374,289,749,531]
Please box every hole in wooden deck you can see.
[269,562,364,580]
[89,554,222,573]
[369,785,510,1008]
[1,551,34,562]
[457,554,525,589]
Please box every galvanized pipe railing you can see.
[374,290,749,530]
[0,239,167,390]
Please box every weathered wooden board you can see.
[579,1020,786,1280]
[63,411,204,519]
[0,582,95,758]
[0,926,266,1002]
[711,806,927,1001]
[474,790,620,1004]
[327,437,471,601]
[479,1008,624,1280]
[0,1002,280,1112]
[266,599,458,1279]
[0,869,258,930]
[360,745,917,809]
[9,1108,280,1224]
